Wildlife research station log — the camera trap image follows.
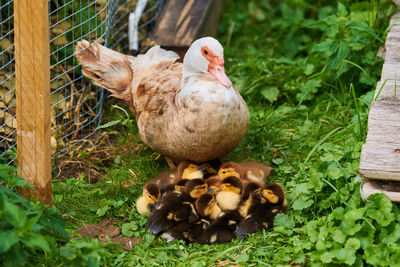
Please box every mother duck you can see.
[75,37,249,164]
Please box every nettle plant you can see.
[306,2,389,86]
[0,165,68,266]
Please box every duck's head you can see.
[218,176,243,195]
[174,179,188,192]
[218,162,241,179]
[185,178,209,199]
[143,183,161,204]
[215,176,243,211]
[262,184,286,207]
[242,182,261,200]
[195,193,222,220]
[183,37,232,88]
[136,183,160,214]
[198,163,218,179]
[177,161,204,180]
[205,175,223,194]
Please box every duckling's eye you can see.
[204,50,209,55]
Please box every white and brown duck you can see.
[75,37,249,165]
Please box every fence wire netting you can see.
[0,0,164,167]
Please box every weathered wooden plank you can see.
[384,41,400,64]
[366,122,400,146]
[381,63,400,81]
[389,9,400,25]
[14,0,52,204]
[373,81,400,102]
[360,143,400,180]
[153,0,224,58]
[361,179,400,202]
[368,102,400,125]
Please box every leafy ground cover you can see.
[2,0,400,266]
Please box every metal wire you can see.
[0,0,164,168]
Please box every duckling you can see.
[198,159,222,178]
[218,161,271,187]
[205,175,223,194]
[173,179,189,192]
[215,176,243,211]
[162,193,219,242]
[195,193,222,220]
[262,183,287,213]
[136,183,161,214]
[143,161,204,195]
[235,183,286,239]
[178,161,204,180]
[242,181,261,201]
[196,210,243,244]
[146,179,208,235]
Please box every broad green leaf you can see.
[320,251,334,263]
[326,163,342,179]
[274,214,295,229]
[292,197,313,210]
[261,87,279,103]
[345,237,361,250]
[337,3,348,17]
[23,233,50,252]
[5,201,27,228]
[0,230,20,253]
[332,229,346,244]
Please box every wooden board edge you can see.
[359,168,400,180]
[361,179,400,202]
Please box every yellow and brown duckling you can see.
[204,175,223,194]
[136,183,161,214]
[162,193,220,242]
[148,161,206,193]
[218,161,271,187]
[215,176,243,211]
[146,178,209,235]
[195,193,223,220]
[235,183,286,239]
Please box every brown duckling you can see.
[144,161,205,195]
[195,193,222,220]
[196,210,243,244]
[242,181,261,201]
[136,183,161,214]
[146,179,208,235]
[178,161,204,180]
[218,161,271,187]
[262,183,287,214]
[205,175,223,194]
[215,176,243,211]
[198,159,222,178]
[235,183,286,239]
[162,193,220,242]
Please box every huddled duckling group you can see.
[136,160,287,244]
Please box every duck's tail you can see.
[75,40,135,112]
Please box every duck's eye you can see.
[204,50,209,55]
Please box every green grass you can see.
[19,0,400,266]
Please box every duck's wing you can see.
[75,41,180,115]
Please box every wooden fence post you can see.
[14,0,52,204]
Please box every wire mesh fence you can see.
[0,0,164,168]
